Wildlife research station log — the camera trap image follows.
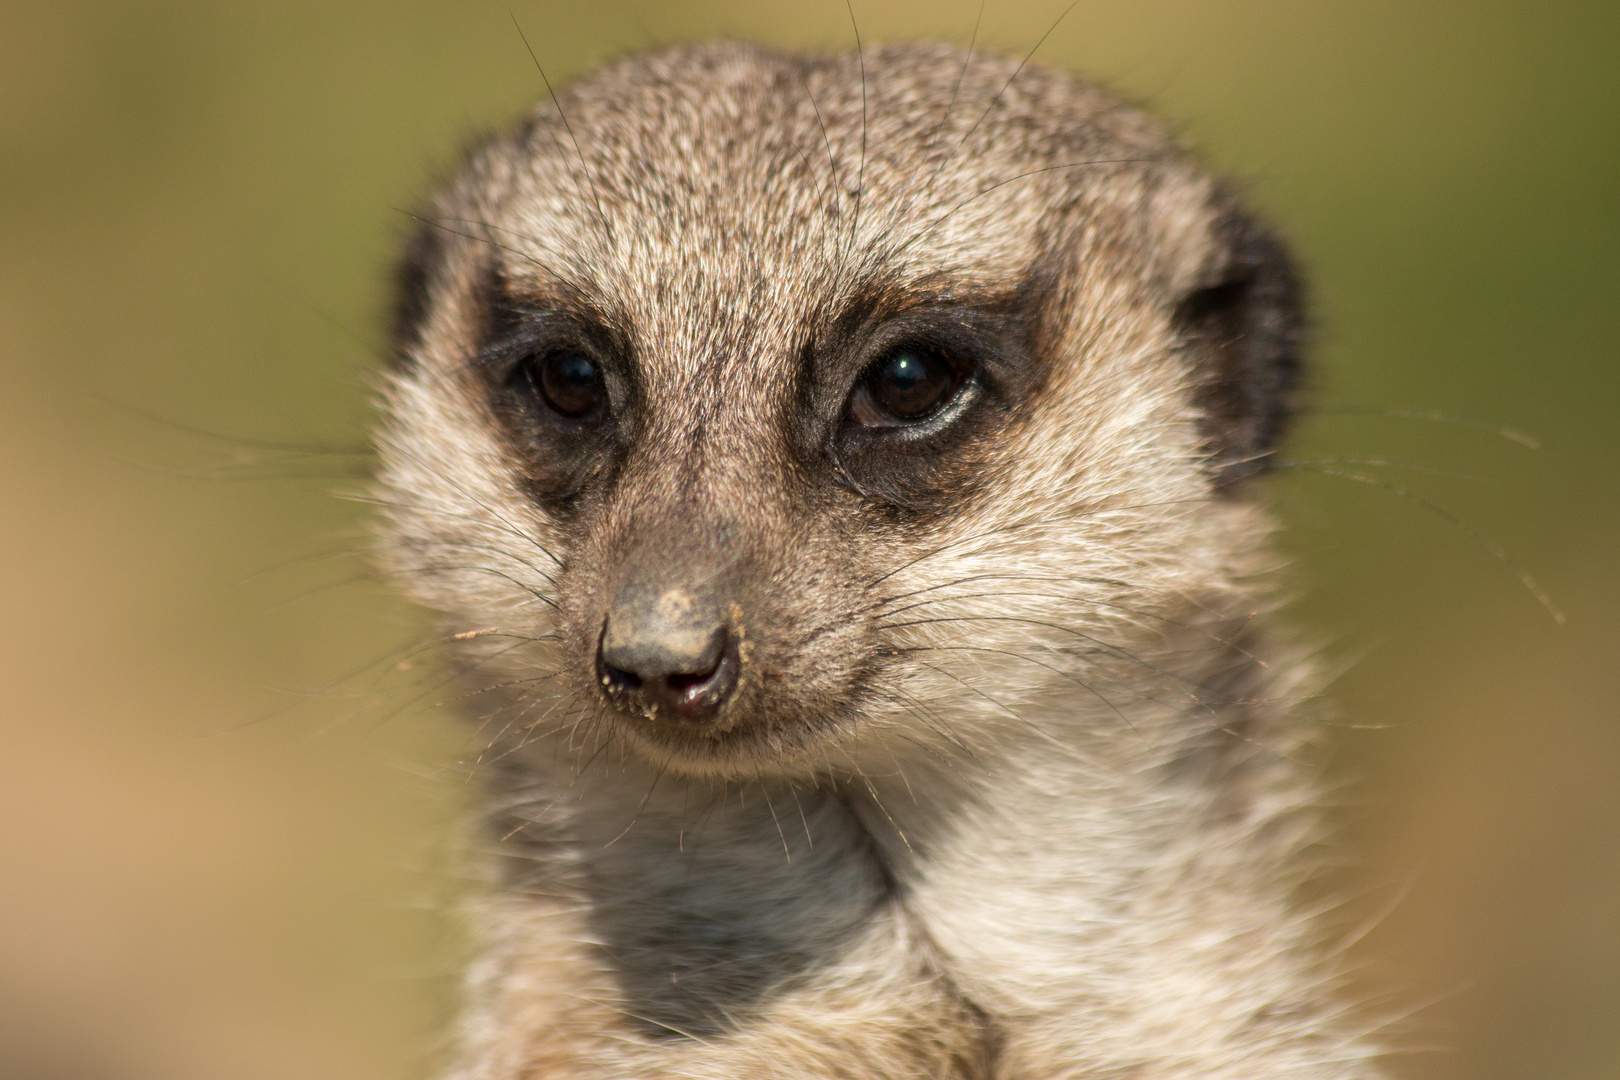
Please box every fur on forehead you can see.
[418,41,1227,340]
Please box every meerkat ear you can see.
[1172,209,1305,486]
[388,213,453,371]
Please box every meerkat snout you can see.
[598,576,739,726]
[375,39,1380,1080]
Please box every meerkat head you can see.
[376,42,1301,779]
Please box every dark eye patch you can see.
[472,270,636,509]
[797,285,1048,517]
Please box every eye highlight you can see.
[849,345,963,426]
[515,349,606,420]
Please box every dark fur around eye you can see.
[815,302,1040,518]
[472,273,632,509]
[487,342,622,509]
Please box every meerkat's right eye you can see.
[513,349,606,420]
[848,345,967,427]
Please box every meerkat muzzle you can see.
[598,579,741,725]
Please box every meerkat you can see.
[375,40,1383,1079]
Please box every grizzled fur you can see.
[375,41,1380,1079]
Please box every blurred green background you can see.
[1,2,1615,1078]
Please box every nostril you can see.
[663,647,724,696]
[602,662,642,692]
[665,671,709,694]
[652,635,738,722]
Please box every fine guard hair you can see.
[375,37,1381,1080]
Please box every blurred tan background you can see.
[1,2,1615,1077]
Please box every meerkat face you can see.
[376,42,1300,777]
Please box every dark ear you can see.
[1173,209,1305,487]
[387,212,452,371]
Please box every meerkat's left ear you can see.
[1172,206,1305,486]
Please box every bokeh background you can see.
[2,2,1615,1077]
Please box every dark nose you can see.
[598,581,739,724]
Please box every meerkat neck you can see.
[483,662,1318,1074]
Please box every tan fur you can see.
[375,42,1382,1079]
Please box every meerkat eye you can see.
[517,349,605,420]
[849,346,963,426]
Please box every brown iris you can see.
[851,347,959,425]
[523,349,604,419]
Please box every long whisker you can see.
[1303,406,1540,448]
[891,0,1083,237]
[374,440,564,567]
[879,612,1219,701]
[293,634,546,747]
[873,585,1267,664]
[393,562,560,610]
[603,765,668,848]
[1278,461,1564,623]
[398,211,551,277]
[938,0,985,144]
[843,0,868,260]
[880,683,980,763]
[784,781,815,851]
[377,637,548,729]
[866,499,1210,587]
[214,635,435,734]
[1283,456,1478,481]
[346,490,562,576]
[755,774,793,861]
[871,571,1145,611]
[801,70,844,220]
[509,12,613,243]
[953,0,1085,160]
[892,643,1136,736]
[91,396,373,460]
[909,658,1083,757]
[835,746,912,852]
